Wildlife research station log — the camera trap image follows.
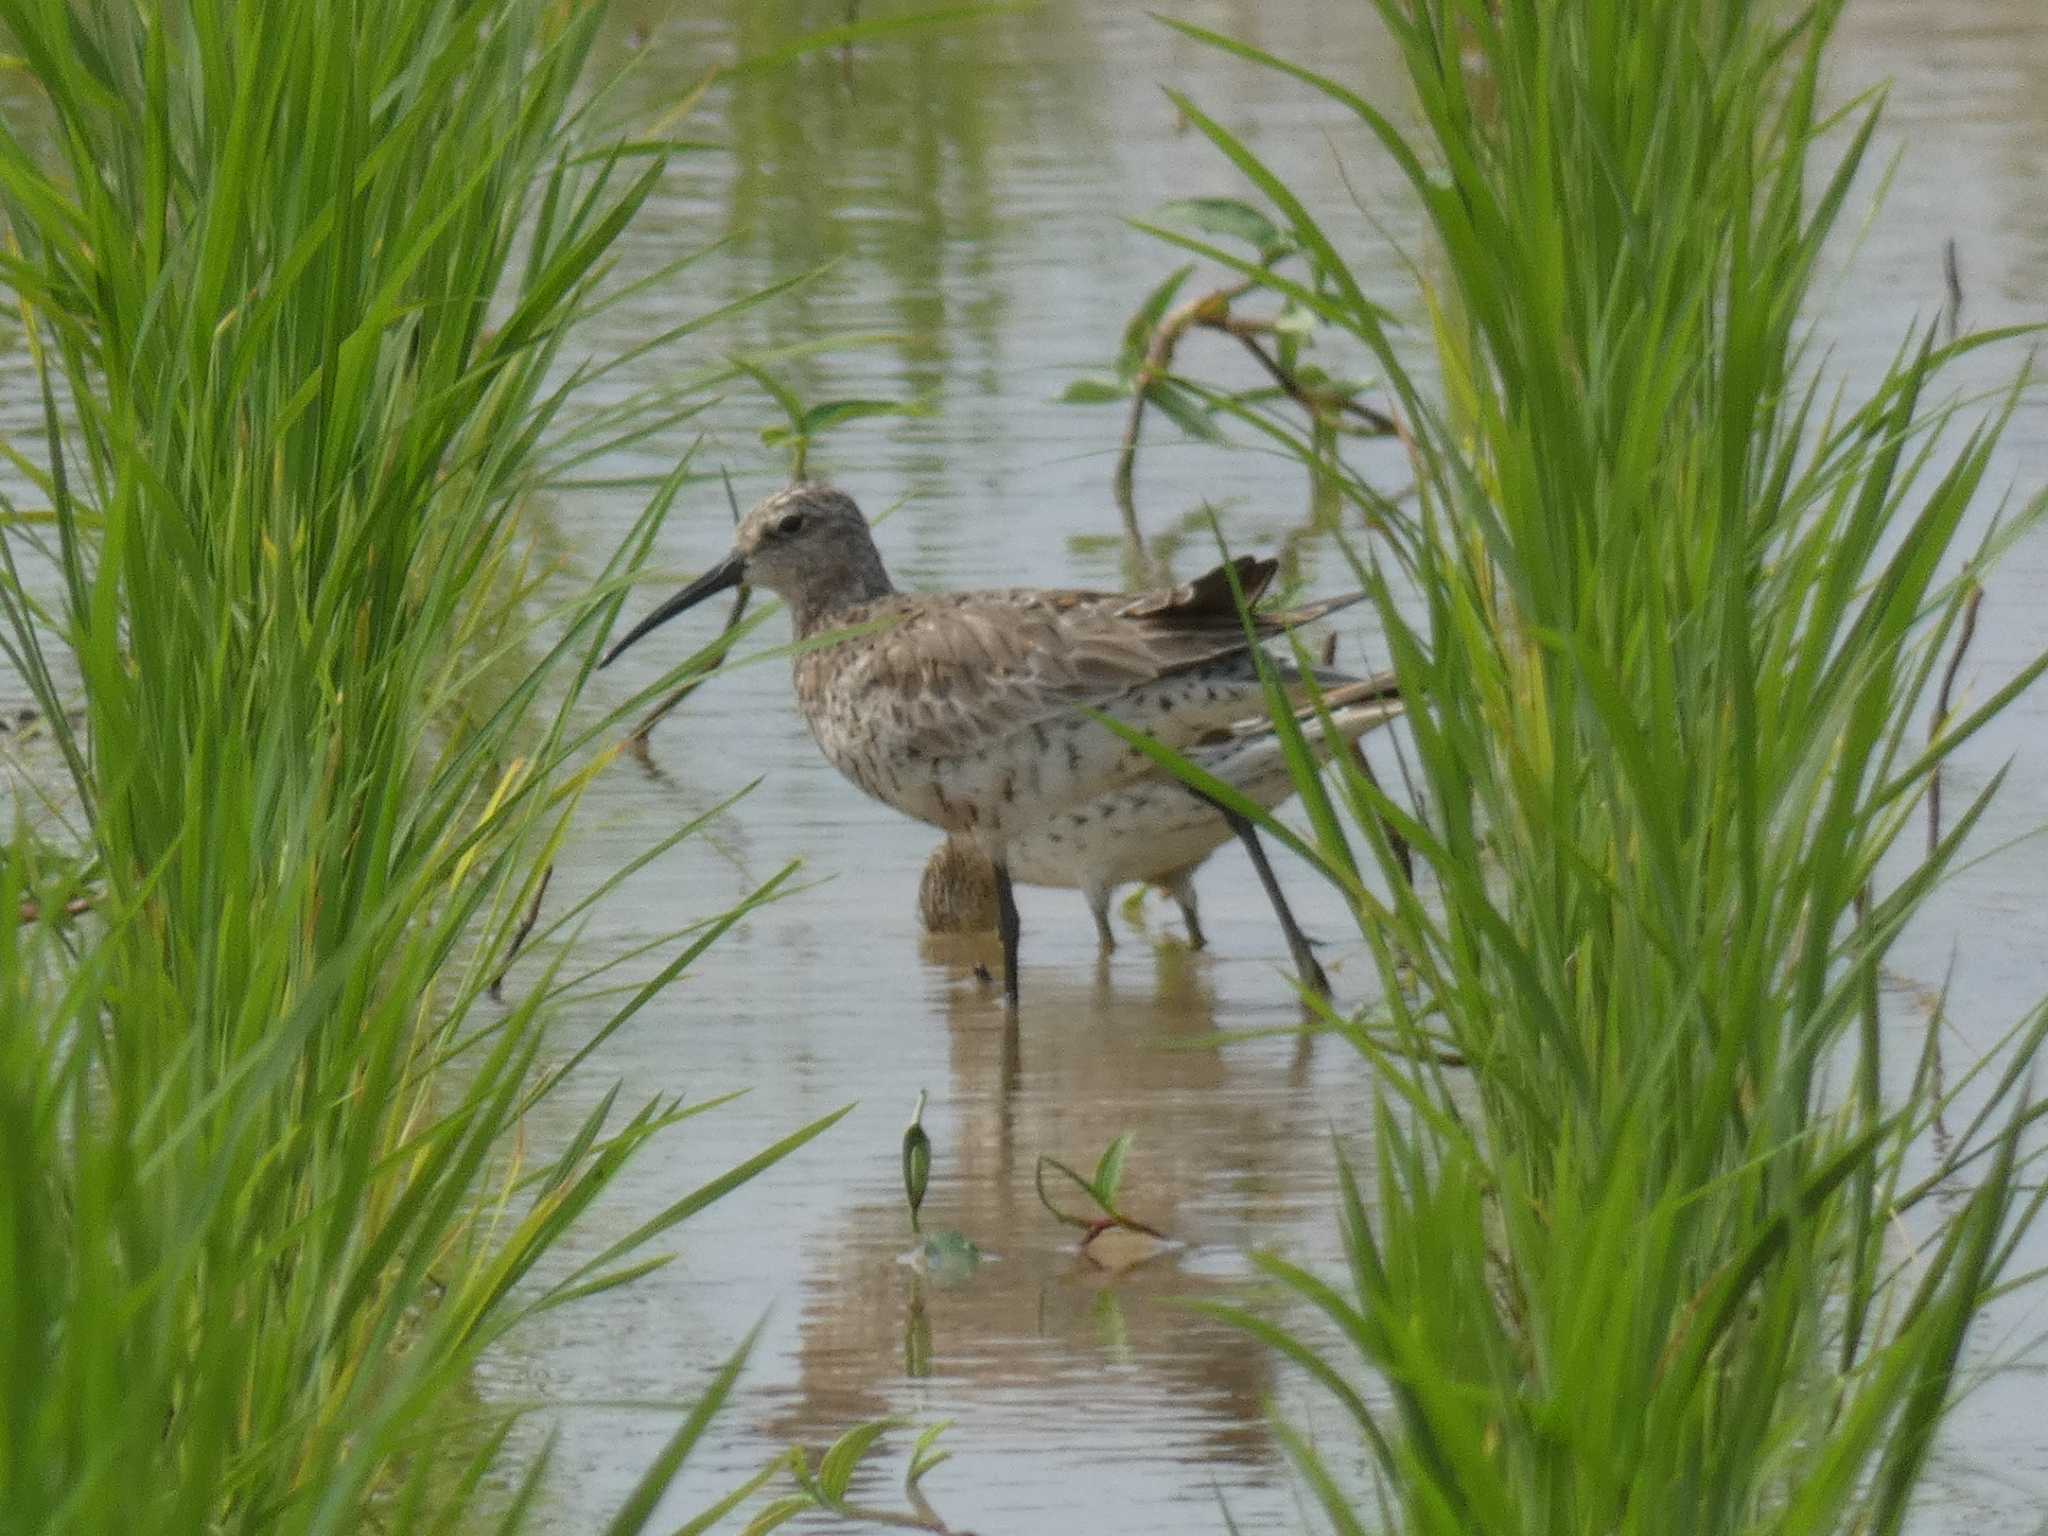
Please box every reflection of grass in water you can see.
[615,0,1098,479]
[0,2,850,1530]
[720,2,1006,352]
[1131,0,2048,1528]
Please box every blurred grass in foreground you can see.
[0,2,843,1530]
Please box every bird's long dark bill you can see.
[601,552,745,668]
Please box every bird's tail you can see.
[1238,668,1403,743]
[1303,670,1402,725]
[1181,670,1403,813]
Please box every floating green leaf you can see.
[919,1229,985,1286]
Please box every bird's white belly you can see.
[1004,784,1227,890]
[999,724,1318,888]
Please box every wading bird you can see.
[602,484,1365,1009]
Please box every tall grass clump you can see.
[1145,0,2048,1527]
[0,2,835,1531]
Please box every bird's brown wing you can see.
[835,556,1360,759]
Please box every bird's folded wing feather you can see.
[837,557,1361,760]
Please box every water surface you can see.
[9,0,2048,1529]
[473,3,2048,1530]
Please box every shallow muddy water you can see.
[9,0,2048,1530]
[464,3,2048,1530]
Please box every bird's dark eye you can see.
[776,511,806,537]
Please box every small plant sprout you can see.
[730,353,931,480]
[741,1420,966,1536]
[1057,196,1395,561]
[1036,1132,1174,1273]
[903,1089,931,1235]
[893,1091,984,1286]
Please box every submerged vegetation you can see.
[0,1,844,1529]
[1135,0,2048,1527]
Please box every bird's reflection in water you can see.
[754,935,1360,1484]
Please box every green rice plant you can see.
[739,1420,963,1536]
[732,353,931,481]
[0,2,848,1530]
[1133,0,2048,1528]
[904,1088,931,1234]
[1034,1130,1162,1240]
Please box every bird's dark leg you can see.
[1194,794,1330,998]
[993,859,1021,1012]
[1086,884,1116,952]
[1164,871,1206,950]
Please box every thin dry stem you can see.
[1928,584,1984,858]
[1212,317,1399,435]
[490,864,554,999]
[1113,280,1250,573]
[1112,280,1398,569]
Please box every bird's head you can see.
[602,483,889,665]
